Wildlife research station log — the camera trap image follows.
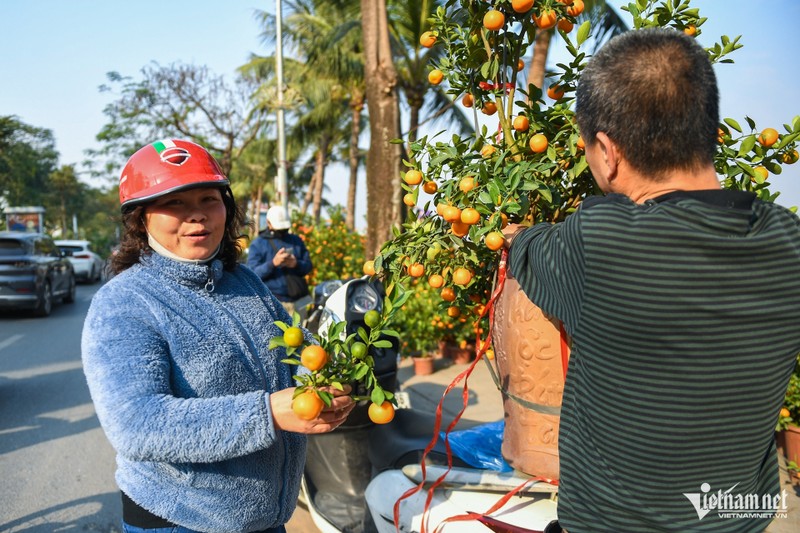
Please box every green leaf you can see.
[577,21,591,47]
[765,161,782,175]
[353,364,369,380]
[280,358,300,365]
[269,338,286,350]
[318,390,333,407]
[724,118,742,133]
[737,135,757,158]
[480,61,491,79]
[274,321,289,332]
[572,157,589,178]
[373,339,393,348]
[371,387,386,406]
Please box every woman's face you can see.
[144,187,227,260]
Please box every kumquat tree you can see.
[368,0,799,340]
[275,0,799,425]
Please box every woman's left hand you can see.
[269,386,356,434]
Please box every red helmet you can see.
[119,139,229,211]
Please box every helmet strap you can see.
[146,230,220,265]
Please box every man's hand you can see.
[272,247,297,268]
[501,223,527,249]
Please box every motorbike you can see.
[298,276,560,533]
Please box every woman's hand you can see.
[269,386,356,434]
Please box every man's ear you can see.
[595,132,620,181]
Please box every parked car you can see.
[55,239,104,283]
[0,231,76,317]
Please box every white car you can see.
[55,239,104,283]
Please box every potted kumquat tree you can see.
[364,0,799,477]
[777,355,800,479]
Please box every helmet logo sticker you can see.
[152,139,191,166]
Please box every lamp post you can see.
[274,0,288,211]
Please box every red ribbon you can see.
[392,248,567,532]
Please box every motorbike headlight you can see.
[348,283,380,314]
[320,279,343,299]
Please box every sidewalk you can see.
[287,355,800,532]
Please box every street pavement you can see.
[287,354,800,532]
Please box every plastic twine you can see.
[392,248,566,532]
[392,249,509,532]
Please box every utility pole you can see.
[274,0,288,211]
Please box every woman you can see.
[82,139,353,533]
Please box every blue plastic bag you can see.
[442,420,512,472]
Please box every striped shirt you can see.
[509,190,800,532]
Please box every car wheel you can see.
[64,275,76,304]
[34,280,52,317]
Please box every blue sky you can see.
[1,0,798,214]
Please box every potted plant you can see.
[777,355,800,468]
[389,280,442,374]
[369,0,799,478]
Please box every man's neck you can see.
[616,163,721,204]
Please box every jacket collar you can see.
[140,251,225,290]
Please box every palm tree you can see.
[287,0,368,229]
[387,0,473,160]
[249,0,367,228]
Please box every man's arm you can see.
[503,216,586,333]
[292,237,313,276]
[246,238,277,280]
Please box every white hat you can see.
[266,206,292,230]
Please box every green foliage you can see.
[375,0,799,332]
[388,278,479,356]
[0,115,59,209]
[296,206,365,287]
[272,298,403,406]
[778,355,800,431]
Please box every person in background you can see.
[82,139,353,533]
[503,29,800,532]
[247,205,313,315]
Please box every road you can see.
[0,281,321,533]
[0,283,120,532]
[3,281,794,533]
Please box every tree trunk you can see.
[250,186,262,237]
[361,0,403,259]
[406,90,423,165]
[347,97,363,231]
[312,135,329,224]
[301,171,317,216]
[526,29,553,99]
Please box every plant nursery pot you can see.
[413,356,435,376]
[783,424,800,465]
[491,275,570,480]
[436,340,449,359]
[449,343,475,364]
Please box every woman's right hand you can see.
[269,386,355,434]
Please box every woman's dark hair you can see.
[110,186,247,274]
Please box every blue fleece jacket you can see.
[81,252,307,533]
[246,231,312,302]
